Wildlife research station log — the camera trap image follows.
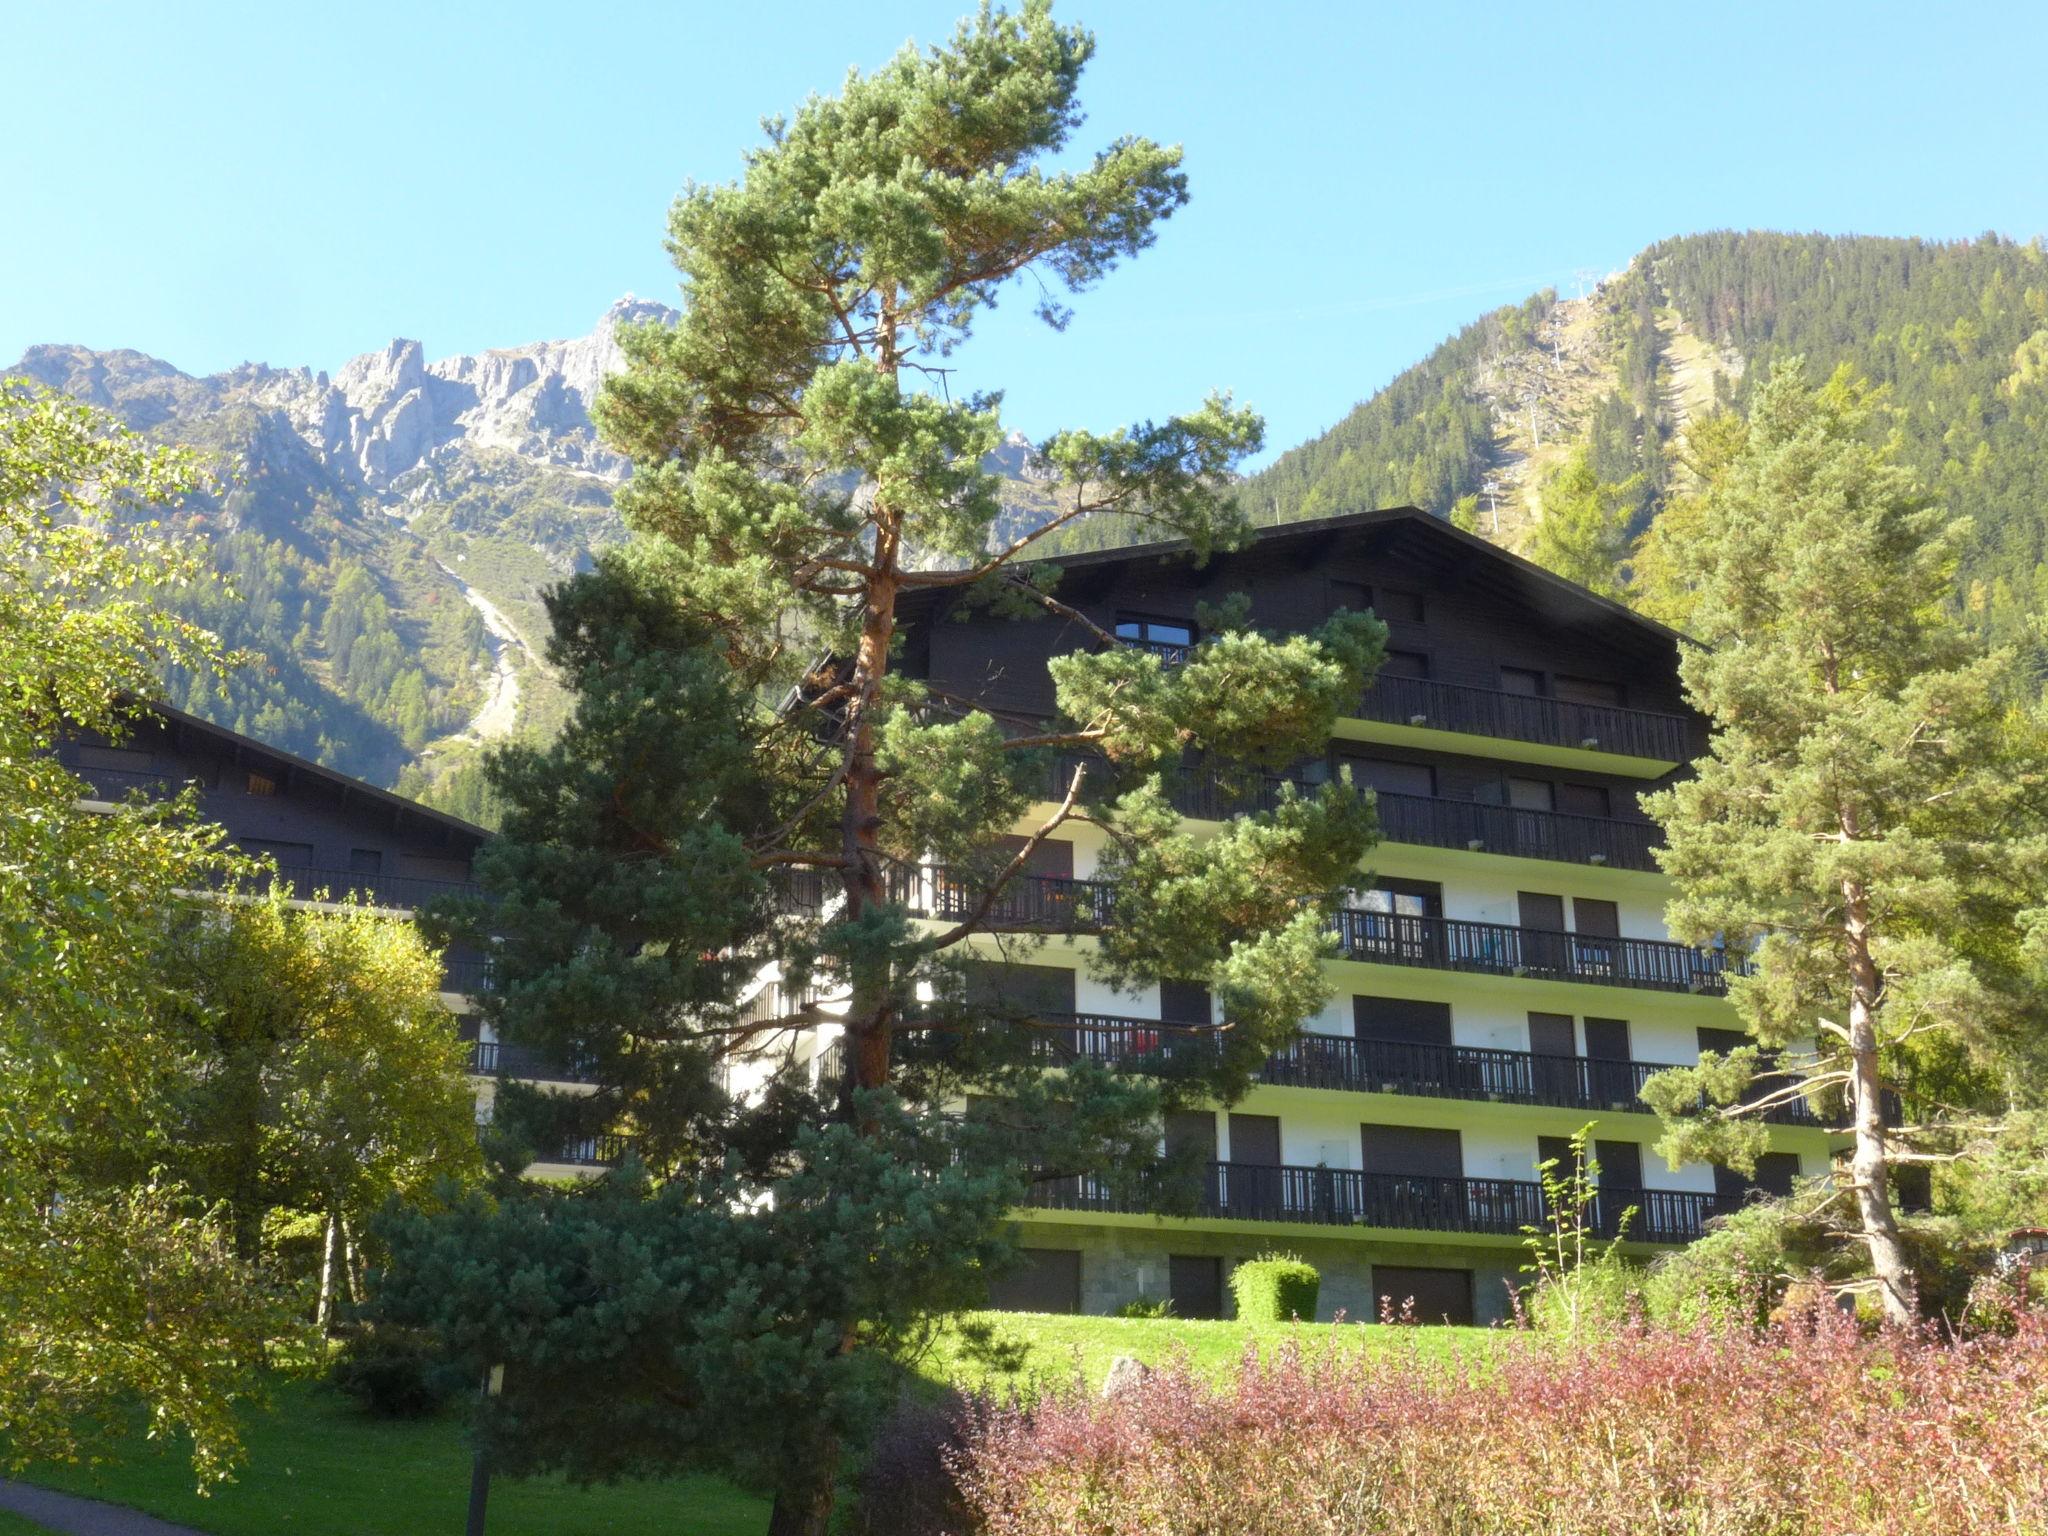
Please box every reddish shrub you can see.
[951,1304,2048,1534]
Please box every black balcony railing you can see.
[467,1040,596,1083]
[817,1016,1822,1125]
[440,956,493,996]
[550,1133,637,1167]
[1334,910,1740,995]
[1372,792,1660,871]
[788,870,1734,993]
[1023,1160,1736,1244]
[1358,675,1692,764]
[1045,755,1663,873]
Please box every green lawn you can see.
[15,1378,767,1536]
[12,1314,1491,1535]
[0,1512,53,1535]
[918,1310,1492,1397]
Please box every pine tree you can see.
[383,9,1383,1532]
[1639,362,2048,1326]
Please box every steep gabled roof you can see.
[908,505,1684,665]
[128,697,492,845]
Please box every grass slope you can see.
[13,1315,1494,1536]
[16,1378,766,1536]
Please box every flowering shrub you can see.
[952,1300,2048,1534]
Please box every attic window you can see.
[1376,588,1426,624]
[1115,616,1194,662]
[246,770,278,797]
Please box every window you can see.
[1353,996,1452,1046]
[988,1248,1081,1313]
[241,839,314,867]
[1375,588,1426,624]
[1380,649,1430,679]
[245,770,278,796]
[1326,579,1370,617]
[1372,1265,1473,1326]
[1556,782,1612,818]
[1506,777,1555,812]
[1159,979,1212,1024]
[348,848,384,875]
[75,744,152,772]
[1169,1255,1225,1320]
[1554,675,1625,707]
[1345,757,1434,797]
[1499,666,1546,697]
[1357,878,1443,918]
[1115,615,1195,660]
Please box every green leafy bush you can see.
[1114,1297,1175,1320]
[327,1326,465,1419]
[1229,1254,1319,1322]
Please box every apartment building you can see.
[857,506,1834,1326]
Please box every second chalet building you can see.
[852,506,1834,1325]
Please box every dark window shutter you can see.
[1583,1017,1631,1060]
[1517,891,1566,931]
[1165,1110,1217,1161]
[1169,1255,1224,1320]
[1372,1265,1473,1326]
[1227,1113,1282,1167]
[1360,1124,1462,1179]
[1159,979,1212,1024]
[1353,996,1452,1046]
[1528,1012,1576,1057]
[1573,898,1621,938]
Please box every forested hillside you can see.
[1238,231,2048,658]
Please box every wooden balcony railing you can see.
[1358,674,1692,764]
[787,871,1735,994]
[1047,755,1664,873]
[1024,1160,1738,1244]
[467,1039,595,1084]
[814,1016,1822,1125]
[1334,910,1740,995]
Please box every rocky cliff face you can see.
[17,296,674,496]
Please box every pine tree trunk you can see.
[315,1212,341,1334]
[764,1440,841,1536]
[1843,876,1916,1327]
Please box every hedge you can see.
[1229,1253,1319,1322]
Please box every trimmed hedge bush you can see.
[1229,1253,1319,1321]
[328,1326,466,1418]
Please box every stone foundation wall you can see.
[1010,1220,1523,1325]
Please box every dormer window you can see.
[1115,615,1194,663]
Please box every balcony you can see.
[786,869,1735,994]
[1334,910,1740,996]
[1357,675,1691,766]
[1025,1161,1738,1244]
[815,1016,1822,1125]
[1046,756,1664,873]
[467,1039,595,1084]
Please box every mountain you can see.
[11,300,679,818]
[1235,231,2048,659]
[19,232,2048,811]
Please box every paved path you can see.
[0,1482,204,1536]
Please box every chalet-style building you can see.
[52,701,600,1159]
[811,506,1831,1324]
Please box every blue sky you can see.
[6,1,2046,466]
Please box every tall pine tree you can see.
[1640,362,2048,1326]
[386,9,1383,1531]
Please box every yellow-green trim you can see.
[1331,716,1679,778]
